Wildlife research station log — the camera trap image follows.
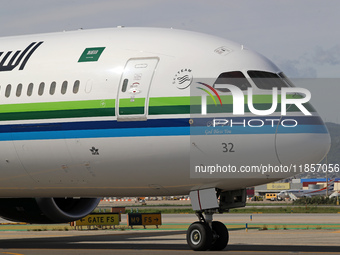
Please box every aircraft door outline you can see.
[117,57,159,121]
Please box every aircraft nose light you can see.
[275,124,331,166]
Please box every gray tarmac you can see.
[0,214,339,255]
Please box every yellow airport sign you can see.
[128,213,162,227]
[267,183,290,190]
[75,213,119,226]
[142,213,161,225]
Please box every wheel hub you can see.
[191,229,201,245]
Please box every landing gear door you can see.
[117,58,159,121]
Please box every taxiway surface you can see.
[0,213,339,255]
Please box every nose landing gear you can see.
[187,188,246,251]
[186,211,229,251]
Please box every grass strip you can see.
[123,206,340,214]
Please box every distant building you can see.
[254,178,339,196]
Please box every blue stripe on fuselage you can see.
[0,116,328,141]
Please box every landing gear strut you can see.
[187,188,246,251]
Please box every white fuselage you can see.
[0,27,330,197]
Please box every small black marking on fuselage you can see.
[90,147,99,155]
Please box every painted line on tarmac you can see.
[1,252,24,255]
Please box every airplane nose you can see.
[275,116,331,166]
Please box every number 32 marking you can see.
[222,143,235,152]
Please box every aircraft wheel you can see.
[210,221,229,251]
[186,222,212,251]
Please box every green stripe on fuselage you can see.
[0,99,115,120]
[0,99,115,113]
[0,94,315,121]
[148,94,315,115]
[119,98,145,115]
[0,108,114,121]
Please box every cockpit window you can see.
[248,70,289,90]
[213,71,251,92]
[278,72,295,87]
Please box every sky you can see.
[1,0,340,121]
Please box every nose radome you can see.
[275,120,331,166]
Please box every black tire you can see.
[210,221,229,251]
[186,222,213,251]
